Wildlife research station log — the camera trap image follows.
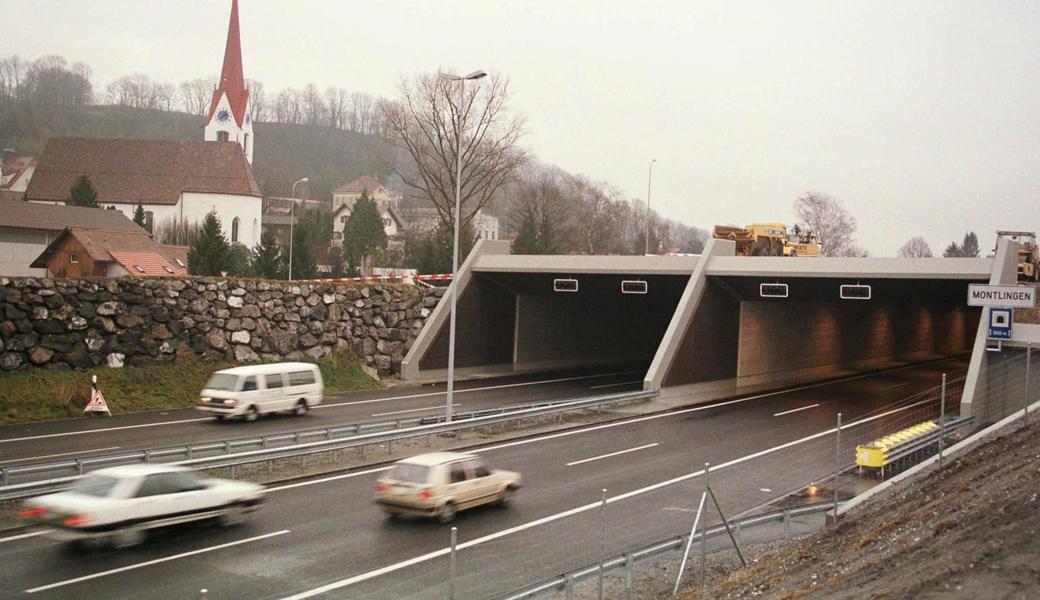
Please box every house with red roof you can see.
[30,228,187,278]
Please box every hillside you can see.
[679,416,1040,599]
[0,104,398,201]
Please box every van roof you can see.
[211,362,319,376]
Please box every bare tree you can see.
[897,236,933,258]
[510,168,574,254]
[325,86,348,129]
[349,91,372,132]
[301,83,326,125]
[794,192,866,257]
[247,78,266,122]
[380,71,527,234]
[178,77,215,116]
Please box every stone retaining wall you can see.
[0,277,442,378]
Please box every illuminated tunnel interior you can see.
[418,272,689,373]
[662,276,985,388]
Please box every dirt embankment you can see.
[681,417,1040,600]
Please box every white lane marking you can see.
[267,466,388,492]
[881,382,910,390]
[0,418,212,444]
[0,531,45,544]
[371,405,459,418]
[589,381,639,390]
[773,404,819,417]
[25,530,290,594]
[760,488,772,493]
[312,370,643,409]
[0,446,121,464]
[280,372,941,599]
[565,443,659,466]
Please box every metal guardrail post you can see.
[144,449,151,463]
[1025,343,1032,427]
[783,509,790,539]
[448,526,458,600]
[833,412,842,522]
[224,441,231,454]
[939,374,947,474]
[598,488,607,600]
[701,463,709,581]
[76,459,83,475]
[0,467,6,486]
[564,573,574,600]
[623,552,633,590]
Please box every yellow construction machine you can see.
[712,223,821,257]
[995,231,1040,282]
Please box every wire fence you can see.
[284,350,1039,600]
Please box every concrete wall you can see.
[735,301,978,386]
[662,280,741,386]
[418,276,515,371]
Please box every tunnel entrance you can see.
[662,276,983,392]
[416,272,689,377]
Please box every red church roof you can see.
[206,0,249,128]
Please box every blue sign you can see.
[988,308,1013,340]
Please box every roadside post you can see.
[84,374,111,416]
[598,488,607,600]
[833,412,842,522]
[939,374,947,474]
[1025,343,1032,427]
[448,526,458,600]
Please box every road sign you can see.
[988,308,1013,340]
[968,284,1036,308]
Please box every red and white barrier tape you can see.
[315,273,453,283]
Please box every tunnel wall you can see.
[418,277,515,371]
[662,281,741,386]
[514,290,676,368]
[735,302,980,386]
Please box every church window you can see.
[231,217,240,243]
[217,131,229,142]
[383,218,392,227]
[243,133,249,148]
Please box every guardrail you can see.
[493,502,835,600]
[0,389,656,500]
[855,415,973,477]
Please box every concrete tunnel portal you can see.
[401,239,998,406]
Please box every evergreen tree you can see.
[67,174,99,208]
[961,231,980,257]
[943,241,963,257]
[227,243,253,277]
[133,202,147,229]
[287,220,318,280]
[417,221,475,274]
[251,227,283,279]
[187,211,231,276]
[342,190,388,272]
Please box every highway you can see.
[0,368,644,465]
[0,357,967,599]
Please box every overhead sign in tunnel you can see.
[401,239,1000,408]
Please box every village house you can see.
[30,228,187,278]
[331,176,407,246]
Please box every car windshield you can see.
[70,474,119,497]
[204,373,240,391]
[388,463,430,484]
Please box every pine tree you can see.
[287,220,318,280]
[67,174,99,208]
[961,232,980,257]
[187,211,231,276]
[342,190,388,272]
[133,203,147,229]
[251,227,283,279]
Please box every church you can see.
[24,0,262,248]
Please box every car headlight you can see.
[200,397,211,404]
[223,399,237,406]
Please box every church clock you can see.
[216,108,231,123]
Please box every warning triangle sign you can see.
[84,388,111,415]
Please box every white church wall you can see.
[203,92,254,163]
[181,192,262,248]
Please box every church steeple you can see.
[204,0,253,163]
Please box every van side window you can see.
[265,374,284,389]
[289,370,315,386]
[241,376,257,391]
[449,462,468,484]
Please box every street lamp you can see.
[645,159,656,256]
[442,69,486,423]
[288,176,309,281]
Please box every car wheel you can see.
[497,486,516,507]
[244,406,259,422]
[219,504,250,527]
[294,399,308,416]
[383,510,399,521]
[438,502,457,524]
[110,527,145,549]
[214,414,226,422]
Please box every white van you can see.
[196,362,324,422]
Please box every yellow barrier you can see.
[855,420,939,468]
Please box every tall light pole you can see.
[288,177,309,281]
[644,159,657,256]
[442,70,486,423]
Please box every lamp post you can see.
[288,177,309,281]
[442,70,486,423]
[644,159,656,256]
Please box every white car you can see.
[374,452,522,523]
[196,362,324,422]
[21,465,266,548]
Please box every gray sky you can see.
[6,0,1039,255]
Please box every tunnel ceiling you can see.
[475,272,691,299]
[710,276,989,303]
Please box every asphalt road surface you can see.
[0,368,646,465]
[0,357,967,599]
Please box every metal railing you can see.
[0,389,656,500]
[493,502,834,600]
